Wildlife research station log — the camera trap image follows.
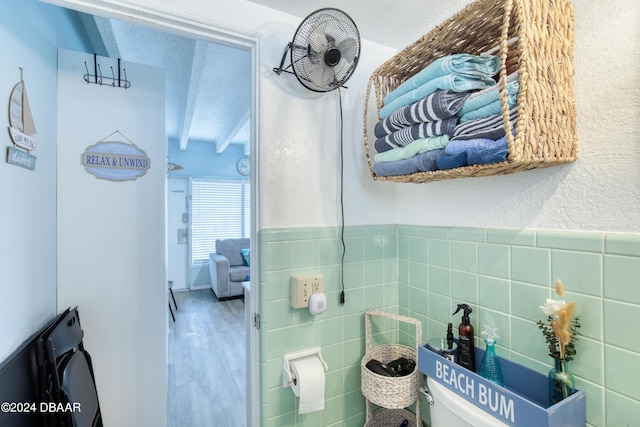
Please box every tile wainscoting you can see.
[258,225,640,427]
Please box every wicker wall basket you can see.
[364,0,577,183]
[361,310,423,420]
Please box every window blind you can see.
[191,178,250,264]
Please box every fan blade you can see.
[307,20,328,53]
[337,37,358,62]
[320,62,336,87]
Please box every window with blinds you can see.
[191,178,250,264]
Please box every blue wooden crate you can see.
[418,345,586,427]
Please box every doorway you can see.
[46,1,260,426]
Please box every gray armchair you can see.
[209,238,250,299]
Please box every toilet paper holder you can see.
[282,346,328,388]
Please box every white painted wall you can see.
[0,1,75,362]
[56,49,166,427]
[167,177,189,291]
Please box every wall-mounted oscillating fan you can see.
[273,8,361,92]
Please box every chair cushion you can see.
[241,248,250,267]
[216,238,250,266]
[229,265,250,282]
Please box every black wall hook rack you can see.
[83,54,131,89]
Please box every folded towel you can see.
[373,149,445,177]
[439,136,509,167]
[374,90,469,137]
[384,54,500,105]
[458,79,519,123]
[374,119,456,153]
[436,152,468,170]
[461,71,519,107]
[374,135,449,163]
[451,107,518,141]
[380,75,496,119]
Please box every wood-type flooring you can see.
[167,289,246,427]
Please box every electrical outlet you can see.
[291,274,324,309]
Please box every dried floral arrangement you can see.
[537,279,581,361]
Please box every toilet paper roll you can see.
[309,292,327,315]
[291,356,325,414]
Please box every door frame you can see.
[42,1,261,425]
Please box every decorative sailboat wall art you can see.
[7,67,37,170]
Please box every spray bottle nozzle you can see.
[453,304,473,324]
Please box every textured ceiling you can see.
[74,0,472,154]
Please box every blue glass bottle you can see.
[478,327,504,387]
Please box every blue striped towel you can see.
[452,107,518,141]
[374,118,457,153]
[380,75,496,119]
[374,90,469,137]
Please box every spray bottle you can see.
[453,303,475,372]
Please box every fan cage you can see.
[290,8,361,92]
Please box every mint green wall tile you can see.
[604,255,640,304]
[322,396,344,426]
[537,230,604,252]
[266,327,296,359]
[478,276,510,313]
[266,358,284,389]
[451,241,477,272]
[323,291,344,319]
[363,235,384,261]
[420,226,449,239]
[304,226,340,239]
[318,239,342,265]
[571,337,604,385]
[397,224,419,236]
[343,364,362,392]
[408,236,428,263]
[604,300,640,352]
[511,281,549,322]
[398,258,409,284]
[428,292,452,324]
[343,339,365,367]
[398,234,409,259]
[265,387,295,418]
[322,317,346,344]
[478,309,511,348]
[605,390,640,427]
[408,287,428,315]
[450,227,486,242]
[293,321,319,349]
[510,353,549,376]
[606,233,640,256]
[265,270,294,300]
[511,317,549,363]
[293,239,318,267]
[343,225,365,237]
[408,261,428,289]
[260,228,304,242]
[429,266,451,297]
[605,345,640,400]
[383,282,398,308]
[265,299,294,329]
[567,292,603,341]
[266,412,295,427]
[552,250,602,297]
[344,389,366,419]
[364,284,384,310]
[343,287,365,315]
[487,228,536,246]
[511,246,551,286]
[383,259,397,283]
[478,243,510,278]
[264,241,295,270]
[398,282,410,310]
[383,234,398,259]
[363,261,383,286]
[343,236,363,263]
[343,263,363,287]
[321,344,343,376]
[574,379,604,427]
[365,224,395,235]
[428,238,450,267]
[451,271,478,305]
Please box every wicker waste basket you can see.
[361,310,423,425]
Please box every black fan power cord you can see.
[338,87,346,305]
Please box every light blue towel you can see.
[445,136,509,165]
[373,149,445,177]
[458,79,520,122]
[384,54,500,105]
[374,135,449,163]
[380,75,496,119]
